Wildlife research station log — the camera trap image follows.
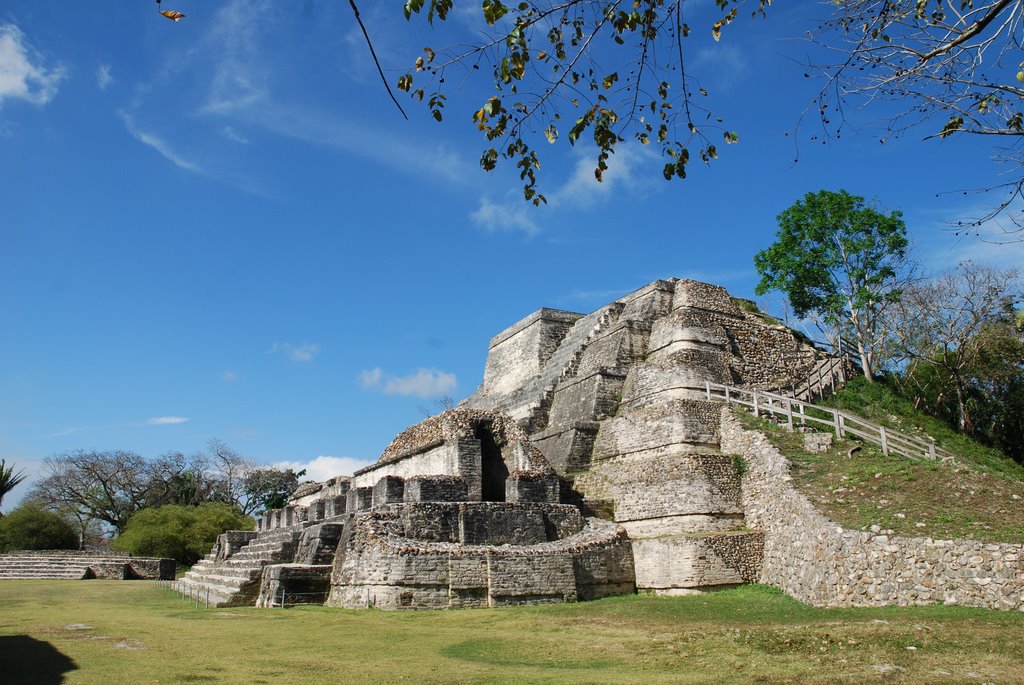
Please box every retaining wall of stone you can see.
[720,410,1024,611]
[326,507,635,609]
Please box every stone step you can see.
[180,572,255,590]
[0,567,90,579]
[176,577,262,605]
[184,565,260,580]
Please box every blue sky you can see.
[3,1,1022,510]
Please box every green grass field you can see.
[1,581,1022,684]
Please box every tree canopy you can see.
[389,0,766,203]
[0,502,78,552]
[754,189,912,381]
[886,261,1023,439]
[808,0,1024,237]
[28,445,305,534]
[114,503,254,566]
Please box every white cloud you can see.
[358,367,383,389]
[222,370,238,382]
[272,455,376,482]
[550,144,658,210]
[470,195,541,236]
[120,111,203,173]
[271,342,320,363]
[145,416,189,425]
[96,63,113,90]
[358,367,457,398]
[0,24,66,108]
[198,0,273,114]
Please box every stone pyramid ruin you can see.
[176,277,1024,611]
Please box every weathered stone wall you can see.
[326,507,635,609]
[574,453,743,527]
[591,400,722,460]
[630,532,764,593]
[720,410,1024,611]
[480,308,583,397]
[256,564,333,607]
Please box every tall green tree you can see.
[754,189,912,381]
[0,459,27,510]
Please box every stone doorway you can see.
[477,424,509,502]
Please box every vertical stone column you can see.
[455,438,483,501]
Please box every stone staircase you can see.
[0,556,91,579]
[0,552,174,580]
[176,525,305,607]
[522,302,626,433]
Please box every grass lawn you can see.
[1,581,1022,684]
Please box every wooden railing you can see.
[777,354,850,403]
[705,381,954,462]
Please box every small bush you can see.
[0,502,78,552]
[114,503,253,566]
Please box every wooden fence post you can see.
[879,426,889,456]
[785,400,793,431]
[706,381,711,401]
[752,391,759,418]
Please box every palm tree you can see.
[0,460,27,509]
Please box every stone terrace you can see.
[0,551,174,580]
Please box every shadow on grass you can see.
[0,635,78,684]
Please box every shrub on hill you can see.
[0,502,79,552]
[114,503,254,566]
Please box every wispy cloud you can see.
[470,195,541,236]
[96,63,113,90]
[915,198,1024,270]
[250,102,471,185]
[690,44,748,91]
[145,416,189,425]
[0,23,66,107]
[358,367,382,389]
[271,342,320,363]
[550,144,658,209]
[222,370,238,382]
[221,126,248,144]
[272,455,376,481]
[120,111,203,173]
[358,367,457,398]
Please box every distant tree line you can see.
[0,441,306,564]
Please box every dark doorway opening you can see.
[477,424,509,502]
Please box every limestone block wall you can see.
[326,507,635,609]
[352,442,462,489]
[480,308,583,397]
[591,399,722,460]
[720,410,1024,611]
[630,532,764,593]
[573,453,743,532]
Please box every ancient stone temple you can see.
[177,277,1024,611]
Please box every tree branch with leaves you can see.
[383,0,766,203]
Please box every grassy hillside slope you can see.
[735,378,1024,543]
